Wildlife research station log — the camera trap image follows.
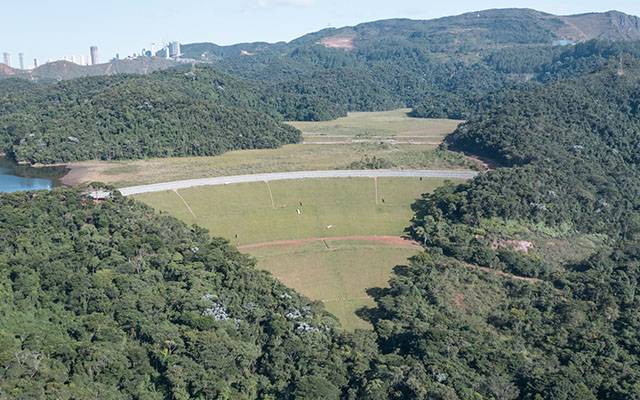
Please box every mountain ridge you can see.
[3,9,639,82]
[181,8,640,61]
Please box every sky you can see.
[2,0,640,68]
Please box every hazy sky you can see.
[2,0,640,68]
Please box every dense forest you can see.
[0,187,384,399]
[388,60,640,397]
[406,61,640,279]
[0,67,338,163]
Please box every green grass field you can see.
[247,239,421,330]
[135,177,460,245]
[289,109,463,139]
[121,111,469,331]
[135,177,460,330]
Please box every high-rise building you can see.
[79,55,84,65]
[3,53,11,67]
[151,43,156,56]
[90,46,99,65]
[33,58,39,68]
[169,41,180,58]
[19,53,24,69]
[164,46,170,59]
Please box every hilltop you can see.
[0,66,320,163]
[182,9,640,62]
[3,9,639,83]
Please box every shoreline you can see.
[58,164,89,186]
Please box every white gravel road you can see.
[118,169,479,196]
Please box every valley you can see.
[3,6,640,399]
[123,111,474,329]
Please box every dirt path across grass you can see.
[239,235,543,284]
[237,235,421,250]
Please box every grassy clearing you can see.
[62,111,475,187]
[136,176,460,329]
[246,239,421,330]
[475,217,607,267]
[135,177,460,245]
[289,109,463,139]
[64,143,478,187]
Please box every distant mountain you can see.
[555,10,640,41]
[171,41,285,62]
[3,9,639,84]
[181,9,640,62]
[0,57,179,82]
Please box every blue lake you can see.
[0,157,67,193]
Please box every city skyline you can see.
[0,41,179,70]
[2,0,640,67]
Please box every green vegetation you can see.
[0,187,369,399]
[135,177,457,245]
[289,109,462,139]
[0,78,38,97]
[410,40,640,119]
[366,60,640,398]
[247,239,421,331]
[404,62,640,279]
[61,110,477,188]
[0,66,345,164]
[135,177,453,330]
[363,248,640,399]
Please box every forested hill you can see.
[0,187,375,398]
[4,10,640,130]
[408,61,640,279]
[362,59,640,398]
[180,10,640,120]
[0,78,37,97]
[182,9,640,62]
[0,65,347,164]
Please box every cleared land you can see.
[290,109,463,140]
[135,176,462,330]
[135,177,461,246]
[248,239,422,330]
[120,111,470,330]
[63,143,478,187]
[61,112,473,187]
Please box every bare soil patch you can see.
[318,36,355,50]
